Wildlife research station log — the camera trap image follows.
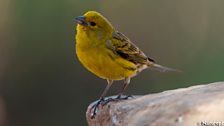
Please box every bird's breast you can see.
[76,41,137,80]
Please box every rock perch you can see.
[86,82,224,126]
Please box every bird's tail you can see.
[150,63,182,73]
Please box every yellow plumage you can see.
[75,11,179,117]
[76,11,153,80]
[76,26,137,80]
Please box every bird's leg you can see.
[116,77,133,100]
[101,78,134,106]
[90,79,113,119]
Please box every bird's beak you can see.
[75,16,88,26]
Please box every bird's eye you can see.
[90,22,96,26]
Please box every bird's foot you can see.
[90,97,118,119]
[90,95,133,119]
[90,97,105,119]
[101,95,133,106]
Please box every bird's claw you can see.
[90,97,105,119]
[90,97,116,119]
[90,95,134,119]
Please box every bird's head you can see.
[75,11,114,37]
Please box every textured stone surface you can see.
[86,82,224,126]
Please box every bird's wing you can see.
[106,31,155,65]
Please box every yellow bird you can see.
[75,11,179,117]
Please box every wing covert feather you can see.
[106,31,155,64]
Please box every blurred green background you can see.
[1,0,224,125]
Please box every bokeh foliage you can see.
[0,0,224,126]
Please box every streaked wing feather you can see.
[106,31,155,64]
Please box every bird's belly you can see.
[76,46,137,80]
